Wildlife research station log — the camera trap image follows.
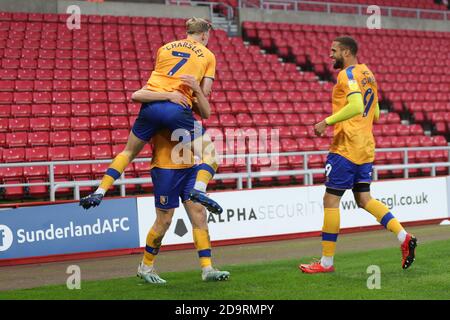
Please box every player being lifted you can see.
[300,36,417,274]
[79,18,222,214]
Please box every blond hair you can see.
[186,17,213,35]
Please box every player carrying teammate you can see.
[130,89,229,284]
[79,18,222,214]
[299,36,417,273]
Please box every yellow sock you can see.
[143,228,163,266]
[364,199,404,235]
[193,228,212,268]
[194,163,217,192]
[321,208,340,257]
[192,139,218,192]
[98,153,130,191]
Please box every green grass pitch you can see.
[1,239,450,300]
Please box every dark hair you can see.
[334,36,358,56]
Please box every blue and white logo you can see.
[0,198,140,260]
[0,225,13,252]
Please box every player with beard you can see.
[299,36,417,273]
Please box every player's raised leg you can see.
[354,187,417,269]
[137,208,174,284]
[189,133,222,214]
[184,192,230,281]
[300,189,341,273]
[166,100,222,214]
[175,75,222,214]
[79,131,146,209]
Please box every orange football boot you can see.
[299,259,335,274]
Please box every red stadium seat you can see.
[0,167,24,183]
[0,118,8,132]
[268,114,286,126]
[31,104,51,117]
[284,114,301,125]
[69,164,92,179]
[281,138,298,152]
[8,118,29,131]
[91,163,110,179]
[3,148,26,162]
[235,114,253,127]
[291,126,310,138]
[53,91,71,103]
[71,104,90,116]
[11,104,31,117]
[309,154,324,169]
[23,166,48,179]
[432,136,447,146]
[33,91,52,104]
[220,114,237,127]
[29,117,50,131]
[1,179,25,198]
[296,138,315,151]
[0,105,11,118]
[90,103,109,116]
[71,131,91,145]
[6,132,28,147]
[127,103,140,115]
[109,103,128,115]
[70,146,91,160]
[48,146,70,160]
[91,130,111,145]
[50,131,70,146]
[92,145,112,159]
[109,116,128,129]
[252,114,270,126]
[71,117,90,131]
[108,92,126,103]
[27,131,49,146]
[25,147,48,161]
[51,104,71,117]
[111,129,129,144]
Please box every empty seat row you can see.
[0,103,140,117]
[0,116,135,132]
[0,129,130,147]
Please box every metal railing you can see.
[239,0,449,20]
[1,146,449,202]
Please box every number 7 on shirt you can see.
[168,51,191,76]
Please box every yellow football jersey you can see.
[150,129,195,169]
[329,64,378,165]
[147,38,216,107]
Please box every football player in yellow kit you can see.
[300,36,417,273]
[133,115,229,283]
[80,18,222,214]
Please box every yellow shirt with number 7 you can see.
[146,38,216,107]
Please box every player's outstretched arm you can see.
[314,93,364,136]
[131,87,190,108]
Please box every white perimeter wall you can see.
[137,177,450,247]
